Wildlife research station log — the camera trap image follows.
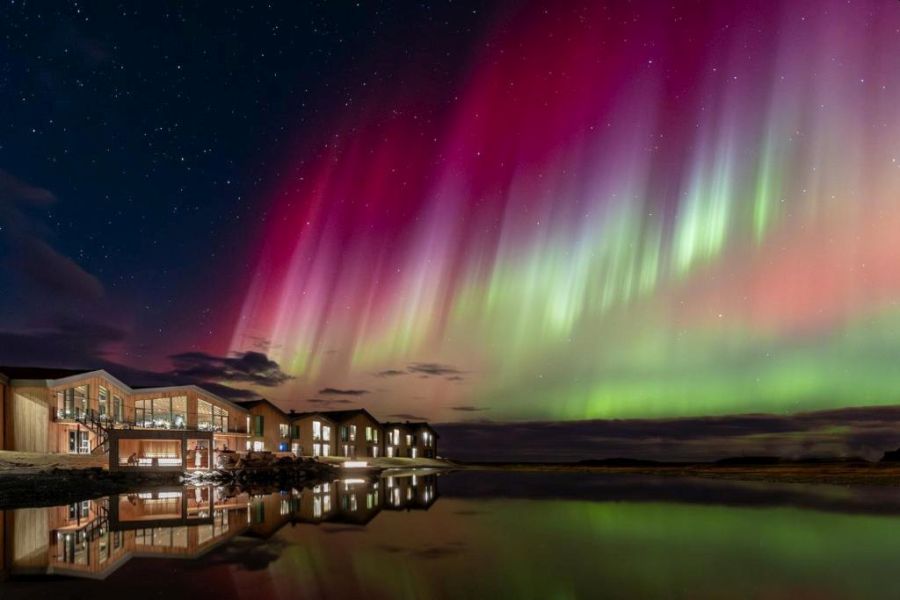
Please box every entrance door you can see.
[68,430,89,454]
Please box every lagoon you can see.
[2,471,900,598]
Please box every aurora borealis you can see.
[1,1,899,434]
[228,1,900,421]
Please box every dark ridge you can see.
[715,456,782,466]
[577,458,663,467]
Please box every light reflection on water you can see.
[4,472,900,598]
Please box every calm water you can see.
[3,471,900,599]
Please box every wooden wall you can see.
[8,386,50,453]
[247,402,290,452]
[292,415,337,456]
[384,424,412,457]
[335,413,382,458]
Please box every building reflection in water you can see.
[0,472,440,581]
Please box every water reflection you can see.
[0,472,440,581]
[8,473,900,598]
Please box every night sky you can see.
[2,1,899,460]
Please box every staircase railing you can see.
[74,409,111,454]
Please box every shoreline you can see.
[0,451,455,508]
[8,450,900,509]
[455,460,900,486]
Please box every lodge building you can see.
[383,421,440,458]
[0,366,439,470]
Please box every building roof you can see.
[317,408,379,423]
[235,398,290,418]
[0,365,249,414]
[382,421,440,438]
[288,410,338,422]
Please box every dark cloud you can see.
[387,413,428,421]
[435,406,900,463]
[244,335,280,353]
[0,316,126,366]
[0,316,288,402]
[307,398,355,406]
[407,362,464,376]
[169,351,293,387]
[319,387,369,396]
[194,382,261,400]
[450,406,489,412]
[0,170,104,302]
[375,369,407,377]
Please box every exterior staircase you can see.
[74,409,111,454]
[81,501,110,541]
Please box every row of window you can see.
[57,385,125,421]
[251,419,386,448]
[387,428,434,447]
[56,385,232,432]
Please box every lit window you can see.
[98,386,109,417]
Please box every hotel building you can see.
[0,365,440,469]
[0,367,249,472]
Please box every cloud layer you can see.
[169,351,293,387]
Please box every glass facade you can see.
[98,386,109,418]
[113,395,124,422]
[197,399,228,432]
[135,396,187,429]
[57,385,88,419]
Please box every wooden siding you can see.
[245,402,291,452]
[291,415,337,457]
[8,386,51,453]
[335,413,383,458]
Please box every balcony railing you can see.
[55,408,247,434]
